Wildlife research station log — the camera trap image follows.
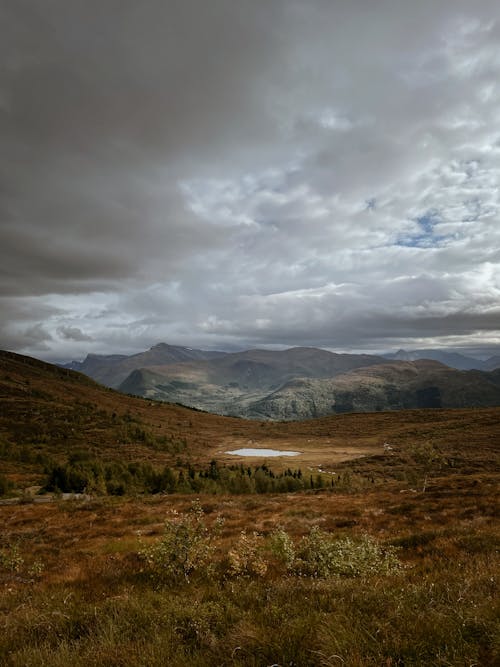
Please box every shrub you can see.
[0,543,23,573]
[293,527,401,578]
[268,527,296,570]
[226,531,268,578]
[139,500,222,584]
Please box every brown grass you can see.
[0,350,499,665]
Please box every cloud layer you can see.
[1,1,500,360]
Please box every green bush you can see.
[139,506,401,587]
[226,531,268,578]
[268,527,296,570]
[0,543,23,573]
[139,500,223,584]
[293,527,401,578]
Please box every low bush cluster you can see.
[139,504,401,586]
[290,526,400,578]
[227,531,268,578]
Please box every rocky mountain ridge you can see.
[63,343,500,420]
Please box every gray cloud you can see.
[1,1,500,361]
[56,326,93,342]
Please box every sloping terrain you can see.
[65,342,227,388]
[383,347,500,370]
[80,344,390,391]
[483,354,500,371]
[119,358,500,420]
[118,346,393,415]
[239,360,500,420]
[1,350,500,492]
[383,348,485,369]
[0,349,252,480]
[66,343,500,419]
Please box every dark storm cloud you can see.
[0,297,59,351]
[1,1,500,359]
[1,0,285,298]
[1,1,283,154]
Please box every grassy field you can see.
[1,350,499,665]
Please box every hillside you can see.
[1,349,500,493]
[0,349,252,483]
[118,358,500,420]
[71,344,390,390]
[62,343,500,419]
[383,347,500,370]
[76,345,500,419]
[117,346,392,415]
[238,360,500,420]
[65,342,227,388]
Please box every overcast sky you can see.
[2,0,500,361]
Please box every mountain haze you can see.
[238,360,500,420]
[106,346,394,417]
[63,343,500,420]
[383,348,500,371]
[65,343,227,388]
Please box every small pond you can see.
[225,448,301,457]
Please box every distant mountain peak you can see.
[383,348,486,370]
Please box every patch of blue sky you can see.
[396,210,449,248]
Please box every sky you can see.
[1,0,500,362]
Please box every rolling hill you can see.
[1,349,500,492]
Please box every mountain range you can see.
[63,343,500,420]
[383,348,500,371]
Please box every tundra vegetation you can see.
[0,351,499,665]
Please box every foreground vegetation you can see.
[1,481,498,666]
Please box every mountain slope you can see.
[117,347,392,414]
[65,343,227,388]
[64,343,500,420]
[238,360,500,420]
[483,355,500,371]
[117,350,500,420]
[0,349,249,473]
[383,348,487,370]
